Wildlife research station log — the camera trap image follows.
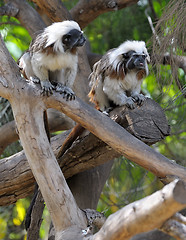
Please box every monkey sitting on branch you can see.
[19,20,86,98]
[57,40,150,159]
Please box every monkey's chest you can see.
[39,52,77,71]
[120,73,140,91]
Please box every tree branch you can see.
[93,180,186,240]
[70,0,138,29]
[4,0,46,37]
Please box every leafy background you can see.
[0,0,185,239]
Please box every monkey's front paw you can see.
[40,80,54,96]
[132,94,146,106]
[56,84,75,101]
[125,97,136,109]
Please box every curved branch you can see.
[70,0,138,28]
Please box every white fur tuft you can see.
[109,40,150,67]
[44,20,82,52]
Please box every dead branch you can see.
[93,180,186,240]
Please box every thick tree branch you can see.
[93,180,186,240]
[70,0,138,28]
[4,0,46,37]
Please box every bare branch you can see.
[93,180,186,240]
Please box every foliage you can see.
[0,0,185,239]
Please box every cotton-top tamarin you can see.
[88,40,150,111]
[19,20,86,97]
[57,40,150,159]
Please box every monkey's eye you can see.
[62,34,71,43]
[122,53,130,59]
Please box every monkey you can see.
[20,21,86,231]
[88,40,150,111]
[57,40,150,159]
[19,20,86,97]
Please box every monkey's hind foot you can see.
[56,84,75,101]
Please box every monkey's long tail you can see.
[57,124,85,159]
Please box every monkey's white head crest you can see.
[109,40,150,65]
[44,20,82,53]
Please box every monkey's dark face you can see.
[62,29,86,51]
[123,50,147,71]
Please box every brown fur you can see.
[137,70,146,80]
